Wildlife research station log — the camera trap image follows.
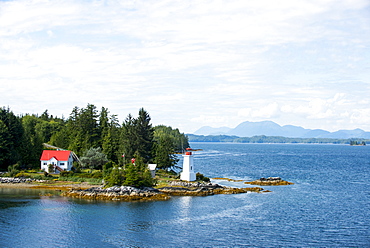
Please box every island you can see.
[244,177,294,186]
[0,176,265,201]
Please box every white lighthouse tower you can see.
[180,148,197,181]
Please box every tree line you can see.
[0,104,189,172]
[187,134,370,144]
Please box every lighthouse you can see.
[180,148,197,181]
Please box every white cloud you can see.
[238,102,280,119]
[0,0,369,133]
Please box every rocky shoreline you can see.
[61,181,265,201]
[0,177,47,184]
[244,177,294,186]
[0,177,289,201]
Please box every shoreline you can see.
[0,181,97,191]
[0,180,266,201]
[0,176,295,201]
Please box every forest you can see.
[0,104,189,173]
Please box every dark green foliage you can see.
[0,105,188,190]
[77,171,103,178]
[48,164,55,173]
[154,125,189,152]
[350,140,366,146]
[104,166,124,187]
[196,172,210,182]
[103,161,116,176]
[120,108,154,164]
[64,104,100,155]
[153,132,179,170]
[102,113,121,163]
[8,164,20,177]
[80,147,109,171]
[0,108,24,170]
[20,115,44,168]
[153,125,189,170]
[122,152,154,187]
[60,170,74,177]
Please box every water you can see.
[0,143,369,247]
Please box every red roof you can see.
[40,150,72,161]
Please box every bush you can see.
[15,172,30,178]
[48,164,55,173]
[60,171,74,177]
[8,164,20,177]
[77,173,93,178]
[91,171,103,178]
[104,166,124,187]
[32,174,47,180]
[196,172,210,182]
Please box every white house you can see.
[40,150,74,173]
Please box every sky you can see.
[0,0,369,133]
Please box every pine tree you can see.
[20,115,44,168]
[122,152,153,187]
[0,107,23,170]
[133,108,154,163]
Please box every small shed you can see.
[40,150,74,173]
[148,164,157,178]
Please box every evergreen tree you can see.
[99,106,110,144]
[153,133,179,170]
[104,166,124,187]
[79,104,100,149]
[133,108,154,163]
[0,107,23,170]
[120,108,154,164]
[123,152,153,187]
[0,120,10,169]
[0,105,187,174]
[101,108,121,163]
[20,115,43,168]
[80,147,109,171]
[153,125,189,170]
[154,125,189,151]
[120,114,136,163]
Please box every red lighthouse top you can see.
[184,148,202,155]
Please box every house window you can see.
[43,162,47,165]
[60,163,65,166]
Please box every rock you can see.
[61,182,264,201]
[0,177,47,184]
[245,177,293,186]
[61,186,170,201]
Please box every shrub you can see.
[8,164,20,177]
[91,171,103,178]
[15,172,30,178]
[60,171,74,177]
[196,172,210,182]
[48,164,55,173]
[104,166,124,187]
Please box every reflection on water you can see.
[178,196,192,220]
[0,200,29,210]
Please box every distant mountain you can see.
[228,121,282,137]
[194,121,370,139]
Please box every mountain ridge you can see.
[194,121,370,139]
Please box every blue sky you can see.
[0,0,369,133]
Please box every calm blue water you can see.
[0,143,369,247]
